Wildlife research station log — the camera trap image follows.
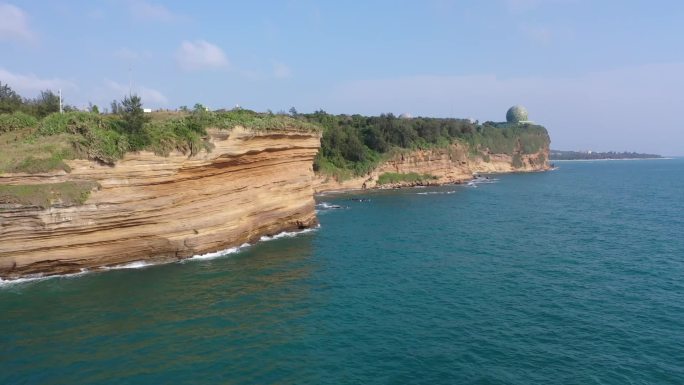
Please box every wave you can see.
[184,243,252,262]
[260,227,318,242]
[416,190,456,195]
[467,177,499,187]
[0,269,90,288]
[104,261,153,270]
[1,227,320,287]
[316,202,345,210]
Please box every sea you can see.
[1,158,683,384]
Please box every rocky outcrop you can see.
[314,141,549,192]
[0,127,320,279]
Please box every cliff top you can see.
[0,107,321,175]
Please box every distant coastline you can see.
[553,157,672,162]
[550,150,663,161]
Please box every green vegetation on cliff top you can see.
[1,82,549,207]
[1,81,549,177]
[296,112,550,181]
[0,82,319,174]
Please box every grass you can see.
[0,130,76,174]
[0,109,323,175]
[0,181,98,208]
[377,172,438,185]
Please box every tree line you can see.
[291,111,549,178]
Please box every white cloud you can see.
[0,68,76,95]
[175,40,229,71]
[129,1,180,22]
[0,3,34,42]
[104,79,168,105]
[272,62,292,79]
[520,24,552,45]
[113,47,140,61]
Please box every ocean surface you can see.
[2,159,683,384]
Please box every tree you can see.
[121,94,148,134]
[0,82,23,113]
[32,90,60,117]
[111,100,123,114]
[289,107,298,116]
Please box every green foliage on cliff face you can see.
[302,112,550,180]
[377,172,438,185]
[0,181,98,208]
[512,154,523,168]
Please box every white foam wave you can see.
[186,243,251,262]
[1,227,320,286]
[104,261,152,270]
[316,202,345,210]
[0,269,90,288]
[416,190,456,195]
[260,227,318,242]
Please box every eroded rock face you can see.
[0,128,320,278]
[314,142,550,192]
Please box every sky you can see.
[1,1,683,155]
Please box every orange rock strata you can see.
[0,128,320,278]
[314,142,549,192]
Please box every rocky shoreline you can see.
[0,127,321,280]
[1,132,549,280]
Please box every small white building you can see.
[143,108,152,113]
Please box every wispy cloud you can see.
[520,24,553,45]
[104,79,168,105]
[503,0,574,13]
[330,62,684,154]
[0,3,34,42]
[0,68,76,95]
[272,62,292,79]
[129,1,183,22]
[113,47,151,62]
[175,40,229,71]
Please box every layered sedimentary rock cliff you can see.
[314,141,550,192]
[0,127,320,278]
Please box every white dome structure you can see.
[506,105,528,123]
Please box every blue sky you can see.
[1,1,683,155]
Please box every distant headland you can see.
[550,150,663,161]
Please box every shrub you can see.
[0,112,38,133]
[37,111,102,136]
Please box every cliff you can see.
[0,127,320,279]
[314,140,550,192]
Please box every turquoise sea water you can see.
[2,159,684,384]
